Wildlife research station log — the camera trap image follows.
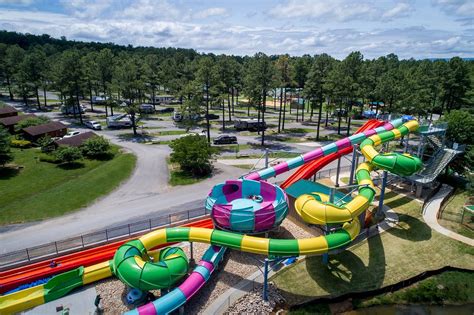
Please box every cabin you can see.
[0,105,18,119]
[22,121,68,141]
[54,131,97,147]
[0,114,36,133]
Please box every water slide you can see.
[2,117,422,315]
[280,119,385,189]
[110,117,422,314]
[0,218,214,314]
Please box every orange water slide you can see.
[0,218,213,294]
[280,119,384,189]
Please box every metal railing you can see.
[0,165,352,270]
[0,208,211,270]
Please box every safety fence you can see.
[0,208,210,270]
[0,165,353,270]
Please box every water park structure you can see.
[2,115,446,315]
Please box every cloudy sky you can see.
[0,0,472,59]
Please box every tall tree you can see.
[340,51,364,136]
[304,54,334,140]
[246,52,274,146]
[275,55,293,132]
[196,56,217,143]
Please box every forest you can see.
[0,30,472,138]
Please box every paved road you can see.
[0,161,244,253]
[422,184,474,246]
[0,100,358,252]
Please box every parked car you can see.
[213,135,237,145]
[91,95,109,105]
[60,104,86,115]
[106,114,133,128]
[63,131,80,138]
[205,113,219,120]
[139,104,155,114]
[234,119,267,131]
[84,120,102,130]
[334,109,348,117]
[172,112,183,122]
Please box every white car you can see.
[84,120,102,130]
[63,131,80,138]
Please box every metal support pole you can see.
[377,171,388,219]
[322,226,329,265]
[349,146,357,186]
[264,148,269,168]
[404,133,410,153]
[263,258,269,301]
[335,157,341,187]
[329,188,335,203]
[190,242,194,261]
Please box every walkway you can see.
[422,184,474,246]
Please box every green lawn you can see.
[151,130,187,136]
[353,270,474,308]
[0,147,136,225]
[167,159,210,186]
[439,190,474,239]
[271,192,474,305]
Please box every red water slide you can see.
[0,218,214,294]
[280,119,384,190]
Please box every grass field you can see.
[166,159,210,186]
[0,146,136,225]
[439,190,474,239]
[354,270,474,308]
[271,191,474,305]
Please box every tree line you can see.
[0,31,472,145]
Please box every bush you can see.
[37,136,54,152]
[54,146,83,164]
[10,139,32,148]
[81,136,111,158]
[170,135,216,176]
[0,126,13,166]
[15,116,51,132]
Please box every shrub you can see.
[10,139,32,148]
[170,134,216,176]
[37,136,54,153]
[15,116,51,132]
[81,136,111,158]
[0,126,13,166]
[54,146,83,164]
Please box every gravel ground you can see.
[95,218,316,314]
[225,282,286,315]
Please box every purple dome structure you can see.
[206,179,288,233]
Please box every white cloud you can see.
[121,0,182,21]
[194,7,228,19]
[60,0,112,19]
[432,0,474,17]
[383,3,412,19]
[0,6,471,59]
[269,0,413,22]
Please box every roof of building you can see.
[54,131,97,147]
[23,121,67,136]
[0,114,37,127]
[0,105,18,115]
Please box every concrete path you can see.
[0,162,243,253]
[25,286,97,315]
[422,184,474,246]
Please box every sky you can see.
[0,0,472,59]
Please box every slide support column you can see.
[335,157,341,187]
[377,170,388,219]
[349,146,357,186]
[263,258,269,301]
